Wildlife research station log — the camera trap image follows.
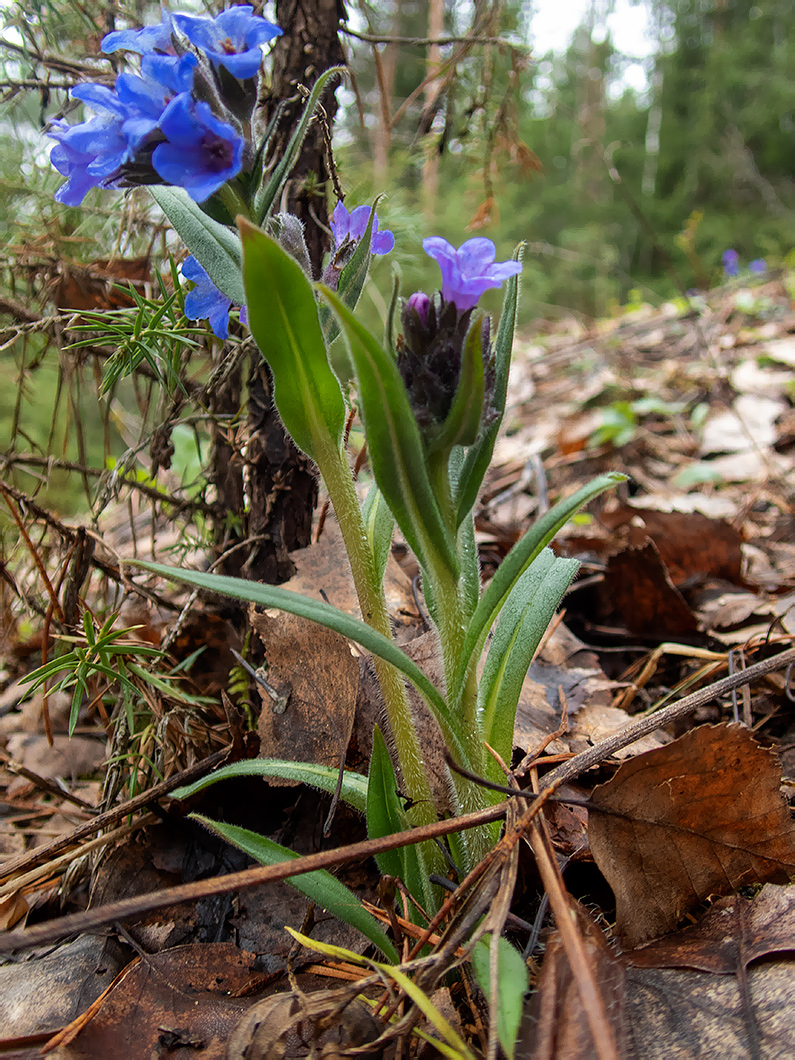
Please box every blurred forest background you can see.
[0,0,792,517]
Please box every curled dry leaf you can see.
[589,723,795,948]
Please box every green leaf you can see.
[318,284,458,578]
[192,814,398,962]
[172,759,368,814]
[455,246,523,526]
[478,551,579,774]
[471,936,528,1060]
[450,473,625,706]
[387,966,476,1058]
[240,220,345,461]
[362,483,395,587]
[254,67,343,225]
[151,187,245,305]
[427,315,485,453]
[366,727,429,911]
[130,560,452,734]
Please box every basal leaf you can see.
[193,814,398,962]
[172,760,368,814]
[472,936,528,1059]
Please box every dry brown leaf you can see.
[250,609,359,778]
[55,942,258,1059]
[599,542,699,637]
[589,724,795,948]
[624,883,795,974]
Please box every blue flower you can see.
[48,115,129,204]
[423,237,522,311]
[182,255,246,339]
[102,11,175,56]
[330,202,395,256]
[722,248,740,277]
[153,95,244,202]
[172,6,282,80]
[749,258,767,275]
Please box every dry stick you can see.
[528,817,620,1060]
[540,647,795,791]
[0,802,509,954]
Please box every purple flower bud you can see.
[422,237,522,311]
[406,292,430,327]
[749,258,767,275]
[722,248,740,277]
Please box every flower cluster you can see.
[48,6,281,206]
[396,237,521,438]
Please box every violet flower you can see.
[102,12,176,56]
[749,258,767,275]
[330,202,395,256]
[422,237,522,311]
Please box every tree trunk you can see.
[222,0,346,585]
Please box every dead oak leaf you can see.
[588,723,795,948]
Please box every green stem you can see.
[314,438,436,829]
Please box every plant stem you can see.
[315,439,436,828]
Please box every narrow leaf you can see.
[255,67,343,224]
[479,551,579,773]
[427,316,485,453]
[366,727,430,911]
[362,483,395,587]
[450,473,624,706]
[173,760,368,814]
[240,220,345,461]
[193,814,398,962]
[471,936,528,1060]
[151,186,246,305]
[130,560,451,728]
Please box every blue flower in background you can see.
[172,6,282,79]
[330,202,395,256]
[749,258,767,275]
[153,96,243,202]
[182,255,247,338]
[423,237,522,311]
[102,11,175,56]
[722,248,740,277]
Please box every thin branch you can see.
[339,25,529,50]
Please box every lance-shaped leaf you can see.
[449,472,625,706]
[173,760,368,814]
[366,727,431,913]
[151,186,246,306]
[130,559,461,746]
[254,66,343,225]
[455,245,523,526]
[193,814,398,962]
[479,550,579,776]
[240,219,345,461]
[426,315,485,454]
[318,284,458,578]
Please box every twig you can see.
[540,647,795,790]
[0,800,510,953]
[339,25,527,48]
